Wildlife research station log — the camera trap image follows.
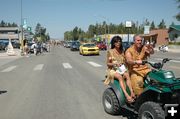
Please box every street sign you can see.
[125,21,132,28]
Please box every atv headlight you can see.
[164,71,175,79]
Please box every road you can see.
[0,46,180,119]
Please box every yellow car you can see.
[79,43,100,55]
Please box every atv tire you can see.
[138,101,165,119]
[102,88,120,115]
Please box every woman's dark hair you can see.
[110,36,123,51]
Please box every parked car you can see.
[27,42,35,53]
[66,41,72,48]
[12,41,20,49]
[0,40,8,50]
[79,43,99,55]
[96,42,107,50]
[63,42,68,47]
[70,41,80,51]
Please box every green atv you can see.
[102,58,180,119]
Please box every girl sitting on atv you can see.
[104,36,135,103]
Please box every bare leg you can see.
[124,72,135,99]
[114,73,134,103]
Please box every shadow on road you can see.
[118,108,138,119]
[0,90,7,95]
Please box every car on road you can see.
[0,40,8,51]
[96,42,107,50]
[66,41,72,48]
[70,41,80,51]
[11,41,20,49]
[79,43,99,55]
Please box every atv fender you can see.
[109,80,126,106]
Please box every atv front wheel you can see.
[138,101,165,119]
[102,88,120,115]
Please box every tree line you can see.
[0,20,18,27]
[64,19,169,41]
[64,0,180,41]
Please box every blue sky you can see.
[0,0,179,39]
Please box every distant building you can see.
[0,27,20,41]
[96,34,135,43]
[168,25,180,42]
[140,33,158,47]
[97,30,169,46]
[150,29,169,45]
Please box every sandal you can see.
[126,95,134,103]
[131,92,136,99]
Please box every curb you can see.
[0,49,21,58]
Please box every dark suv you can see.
[70,41,80,51]
[0,40,8,50]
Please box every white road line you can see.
[1,66,17,72]
[171,60,180,63]
[87,61,102,67]
[154,58,163,61]
[169,66,180,69]
[63,63,72,69]
[33,64,44,71]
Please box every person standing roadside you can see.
[24,42,29,56]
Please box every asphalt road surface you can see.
[0,46,180,119]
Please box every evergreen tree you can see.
[0,20,6,27]
[73,26,79,40]
[158,19,166,29]
[175,0,180,21]
[150,21,156,30]
[170,22,175,26]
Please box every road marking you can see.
[33,64,44,71]
[154,58,162,61]
[171,60,180,63]
[169,66,180,70]
[87,61,102,67]
[63,63,72,69]
[1,66,17,72]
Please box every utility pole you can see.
[20,0,24,55]
[100,15,110,48]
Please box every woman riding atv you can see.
[104,36,135,103]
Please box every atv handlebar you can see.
[142,58,171,70]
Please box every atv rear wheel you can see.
[102,88,120,115]
[138,101,165,119]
